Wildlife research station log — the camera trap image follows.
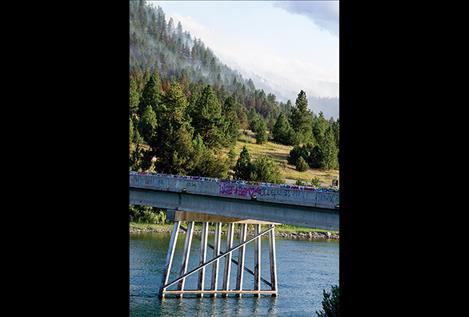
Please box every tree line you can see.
[129,0,339,183]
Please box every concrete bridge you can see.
[129,171,340,298]
[129,171,339,230]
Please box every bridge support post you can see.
[197,221,209,298]
[158,212,279,298]
[210,222,222,297]
[235,223,248,297]
[269,224,278,296]
[159,220,180,298]
[254,224,261,296]
[177,221,194,298]
[222,223,234,297]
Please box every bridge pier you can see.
[158,211,279,298]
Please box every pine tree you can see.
[190,134,229,178]
[316,285,339,317]
[290,90,313,144]
[254,119,268,144]
[129,78,140,116]
[228,147,237,169]
[332,118,339,148]
[296,156,309,172]
[318,127,339,170]
[288,144,310,166]
[154,82,194,174]
[312,111,329,144]
[139,71,161,115]
[222,96,240,145]
[129,116,134,143]
[191,85,225,148]
[250,156,283,184]
[272,112,294,145]
[234,146,252,180]
[139,105,157,143]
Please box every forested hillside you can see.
[129,0,339,184]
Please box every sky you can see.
[149,1,339,103]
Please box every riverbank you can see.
[130,222,339,240]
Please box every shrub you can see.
[129,205,167,224]
[250,156,284,184]
[288,144,310,165]
[296,156,309,171]
[316,285,339,317]
[295,179,306,186]
[311,177,321,188]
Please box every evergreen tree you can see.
[154,82,194,174]
[288,144,310,166]
[237,106,249,129]
[253,118,268,144]
[227,147,237,169]
[250,156,283,184]
[312,112,329,144]
[296,156,309,172]
[234,146,252,180]
[248,108,259,129]
[139,71,161,115]
[332,118,339,148]
[190,134,229,178]
[309,145,322,168]
[191,85,225,148]
[290,90,313,144]
[130,129,145,171]
[316,285,339,317]
[139,105,157,143]
[272,112,294,145]
[318,127,339,170]
[129,117,134,143]
[222,96,240,145]
[129,77,140,116]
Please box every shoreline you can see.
[130,223,339,241]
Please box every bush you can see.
[316,285,339,317]
[288,144,310,165]
[250,156,284,184]
[295,179,306,186]
[311,177,321,188]
[296,156,309,171]
[255,128,268,144]
[129,205,167,224]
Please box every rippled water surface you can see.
[130,231,339,316]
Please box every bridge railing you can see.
[129,172,339,210]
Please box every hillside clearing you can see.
[230,130,339,186]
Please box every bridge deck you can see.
[129,172,339,209]
[129,172,339,230]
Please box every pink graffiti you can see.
[219,182,261,197]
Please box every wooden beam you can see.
[222,223,234,297]
[158,221,180,298]
[210,222,222,297]
[269,224,278,295]
[177,221,194,298]
[197,222,209,298]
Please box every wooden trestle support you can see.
[158,211,278,298]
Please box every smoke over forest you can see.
[130,0,338,120]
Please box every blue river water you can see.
[130,231,339,316]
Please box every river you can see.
[130,231,339,316]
